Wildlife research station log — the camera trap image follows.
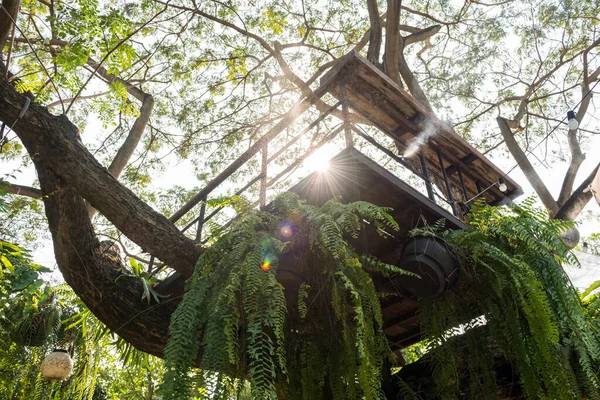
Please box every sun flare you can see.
[306,144,337,173]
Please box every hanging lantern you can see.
[567,110,579,131]
[498,177,508,193]
[41,349,73,382]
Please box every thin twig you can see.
[1,10,64,110]
[64,1,170,115]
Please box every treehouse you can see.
[157,50,523,354]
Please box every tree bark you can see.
[0,65,201,276]
[497,116,559,215]
[383,0,402,85]
[107,95,154,178]
[366,0,382,65]
[88,94,154,218]
[0,181,41,198]
[0,0,20,53]
[35,157,174,357]
[554,162,599,221]
[557,62,599,205]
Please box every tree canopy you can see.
[1,0,600,398]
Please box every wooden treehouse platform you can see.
[319,50,522,209]
[157,50,523,352]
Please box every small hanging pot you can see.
[397,236,459,299]
[41,349,73,382]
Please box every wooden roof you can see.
[319,50,523,206]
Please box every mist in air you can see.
[403,119,441,158]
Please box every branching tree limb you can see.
[555,163,600,221]
[35,157,174,356]
[396,25,440,112]
[497,116,559,215]
[0,181,41,198]
[0,66,201,276]
[557,61,600,205]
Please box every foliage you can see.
[413,199,600,399]
[162,192,410,399]
[0,214,162,399]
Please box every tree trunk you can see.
[554,163,600,221]
[35,158,175,356]
[366,0,382,65]
[0,0,20,53]
[497,116,559,215]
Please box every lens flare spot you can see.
[261,261,271,271]
[278,220,296,239]
[280,225,293,239]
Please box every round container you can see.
[41,349,73,382]
[397,236,459,299]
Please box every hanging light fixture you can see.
[41,349,73,382]
[567,110,579,131]
[498,178,507,192]
[582,242,589,254]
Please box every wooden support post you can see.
[457,166,469,201]
[419,150,435,201]
[437,150,458,216]
[339,81,353,148]
[195,196,207,243]
[259,143,268,208]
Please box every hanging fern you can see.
[162,194,600,399]
[161,193,411,399]
[414,199,600,399]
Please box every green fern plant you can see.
[416,199,600,399]
[161,192,412,399]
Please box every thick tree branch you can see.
[0,181,42,198]
[0,0,21,53]
[557,52,599,205]
[0,66,201,276]
[404,24,441,46]
[497,116,558,214]
[555,163,599,221]
[396,25,441,112]
[383,0,402,85]
[366,0,382,65]
[397,47,433,112]
[35,158,175,357]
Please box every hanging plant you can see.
[409,199,600,399]
[161,192,412,399]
